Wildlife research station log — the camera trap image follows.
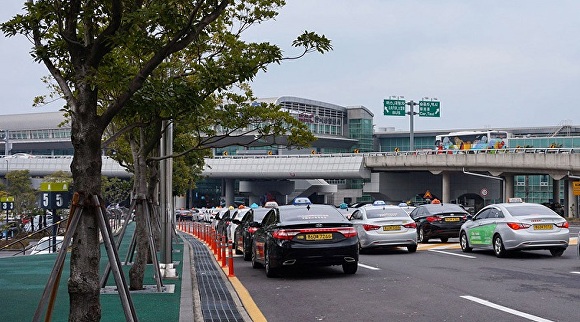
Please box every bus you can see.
[435,130,511,152]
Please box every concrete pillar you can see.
[441,172,450,203]
[552,179,560,203]
[503,174,514,202]
[224,179,235,208]
[567,179,577,218]
[248,195,260,206]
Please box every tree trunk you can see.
[128,135,149,290]
[68,108,103,321]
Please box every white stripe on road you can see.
[428,249,476,259]
[461,295,553,322]
[358,263,381,270]
[571,271,580,275]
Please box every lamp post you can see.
[4,159,8,240]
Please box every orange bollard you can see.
[221,235,227,267]
[216,234,222,261]
[227,241,234,277]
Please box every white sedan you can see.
[460,199,569,257]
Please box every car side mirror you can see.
[466,215,473,221]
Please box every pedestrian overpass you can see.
[2,149,579,216]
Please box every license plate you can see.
[444,217,460,222]
[383,225,401,231]
[305,233,333,241]
[534,224,553,230]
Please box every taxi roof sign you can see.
[423,190,433,199]
[264,201,279,208]
[292,197,312,205]
[372,200,386,206]
[508,197,523,203]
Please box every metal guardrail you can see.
[208,148,578,159]
[0,219,68,256]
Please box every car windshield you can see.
[279,205,347,224]
[506,205,557,217]
[365,208,408,219]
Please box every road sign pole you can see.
[407,100,418,151]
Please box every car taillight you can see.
[248,227,258,234]
[272,229,300,240]
[363,224,381,231]
[337,227,357,238]
[555,221,569,228]
[272,227,357,240]
[426,216,441,222]
[506,222,531,230]
[403,222,417,229]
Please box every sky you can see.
[2,1,580,132]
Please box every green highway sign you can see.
[419,100,441,117]
[383,99,406,116]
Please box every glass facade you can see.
[8,128,71,140]
[277,100,345,136]
[376,136,435,152]
[349,119,373,152]
[510,136,580,148]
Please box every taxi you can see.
[459,198,569,257]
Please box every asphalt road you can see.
[234,228,580,322]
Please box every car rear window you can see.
[365,208,408,219]
[279,205,348,223]
[505,205,557,217]
[426,204,468,215]
[252,208,270,222]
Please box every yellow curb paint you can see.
[228,276,267,322]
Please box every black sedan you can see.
[233,207,273,260]
[409,203,469,243]
[251,203,359,277]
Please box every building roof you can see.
[0,111,69,131]
[257,96,347,112]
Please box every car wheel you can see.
[234,239,242,255]
[407,244,417,253]
[265,247,278,278]
[493,235,507,258]
[251,244,262,269]
[418,226,429,243]
[342,261,358,274]
[460,232,472,253]
[358,241,366,254]
[243,241,252,261]
[550,248,565,257]
[440,237,449,243]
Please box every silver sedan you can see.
[349,205,417,252]
[459,200,569,257]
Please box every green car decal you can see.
[469,223,497,245]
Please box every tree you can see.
[2,1,329,320]
[6,170,36,217]
[101,176,132,207]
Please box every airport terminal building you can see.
[2,96,580,214]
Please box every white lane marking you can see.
[358,263,381,270]
[571,271,580,275]
[461,295,553,322]
[428,249,476,259]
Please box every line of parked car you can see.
[208,197,575,278]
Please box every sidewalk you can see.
[0,222,250,321]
